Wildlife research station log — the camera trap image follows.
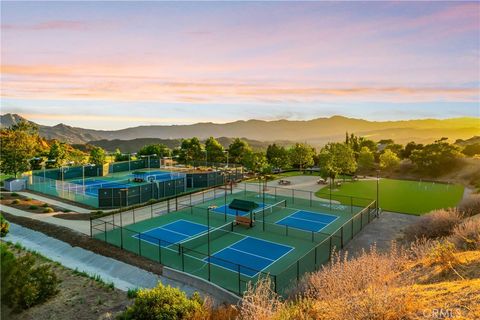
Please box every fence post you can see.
[181,247,185,271]
[158,239,162,263]
[329,236,332,257]
[296,260,300,281]
[89,218,93,237]
[351,218,354,238]
[133,207,136,224]
[175,197,178,211]
[120,227,123,249]
[151,204,153,218]
[340,227,344,248]
[238,264,241,295]
[350,197,353,214]
[104,221,107,242]
[138,233,142,256]
[273,275,277,294]
[361,210,363,229]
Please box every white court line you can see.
[227,247,275,262]
[131,219,208,247]
[207,236,294,278]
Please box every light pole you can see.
[376,169,380,216]
[223,150,229,168]
[203,149,208,168]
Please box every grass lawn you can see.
[316,178,464,215]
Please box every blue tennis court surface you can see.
[206,237,293,277]
[212,203,266,217]
[133,220,208,247]
[276,210,338,232]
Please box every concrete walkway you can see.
[18,191,91,213]
[342,211,420,256]
[4,222,204,296]
[0,205,91,235]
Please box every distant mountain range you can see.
[1,113,479,149]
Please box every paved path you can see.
[18,191,91,213]
[4,223,203,296]
[341,211,420,256]
[0,205,91,235]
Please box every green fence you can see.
[90,183,377,296]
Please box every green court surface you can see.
[316,178,464,215]
[92,190,376,296]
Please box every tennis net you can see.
[179,221,234,254]
[253,199,287,221]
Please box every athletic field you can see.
[316,178,464,215]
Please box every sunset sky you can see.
[1,1,479,129]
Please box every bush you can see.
[404,208,463,241]
[42,203,49,208]
[11,199,19,205]
[121,283,204,320]
[11,193,18,197]
[0,245,60,312]
[28,205,39,210]
[447,218,480,250]
[42,207,54,213]
[458,193,480,217]
[0,214,9,237]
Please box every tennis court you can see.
[207,237,293,277]
[276,210,338,232]
[133,220,208,247]
[91,186,377,296]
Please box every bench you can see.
[278,179,291,185]
[235,216,252,228]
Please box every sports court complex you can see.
[91,183,377,296]
[25,158,242,208]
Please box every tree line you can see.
[0,121,476,179]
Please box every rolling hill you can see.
[1,113,478,147]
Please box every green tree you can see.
[384,143,404,158]
[401,141,423,159]
[122,282,204,320]
[243,152,269,174]
[462,143,480,157]
[357,146,375,172]
[289,143,315,171]
[113,148,129,162]
[318,143,357,182]
[89,147,106,166]
[266,144,290,169]
[379,149,400,171]
[0,121,40,177]
[410,140,462,174]
[178,138,203,164]
[137,144,170,158]
[46,141,68,168]
[204,137,224,163]
[228,138,252,165]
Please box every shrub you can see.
[239,277,282,320]
[0,214,10,237]
[42,207,55,213]
[28,205,39,210]
[11,199,19,205]
[42,203,49,208]
[447,218,480,250]
[121,283,204,320]
[458,193,480,217]
[127,288,139,299]
[427,241,460,273]
[11,192,18,197]
[403,208,463,241]
[1,245,60,312]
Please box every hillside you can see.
[1,113,479,146]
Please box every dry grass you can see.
[447,218,480,251]
[404,208,463,241]
[237,242,480,320]
[458,193,480,217]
